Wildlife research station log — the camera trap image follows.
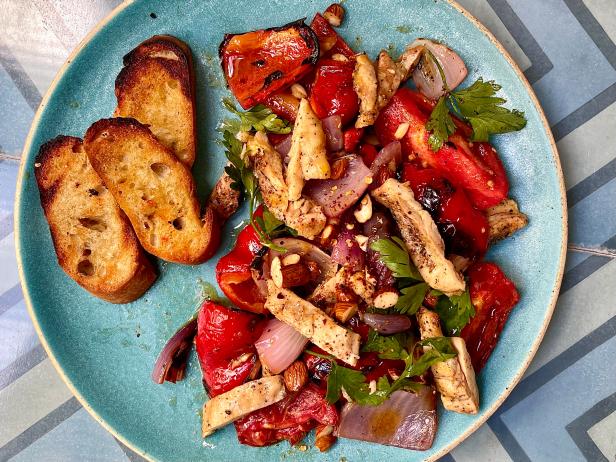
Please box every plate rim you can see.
[13,1,568,460]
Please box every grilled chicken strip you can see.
[286,98,331,201]
[397,44,424,80]
[417,308,479,414]
[284,197,327,240]
[371,178,465,296]
[247,132,326,239]
[207,167,240,221]
[376,50,404,111]
[374,45,424,114]
[486,198,528,243]
[202,376,287,436]
[353,53,378,128]
[247,131,289,215]
[266,281,361,366]
[309,265,376,307]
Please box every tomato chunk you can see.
[220,19,319,109]
[310,13,355,58]
[235,383,338,446]
[461,262,520,371]
[216,221,266,314]
[375,88,509,209]
[309,58,359,126]
[343,127,364,152]
[358,143,379,167]
[402,163,488,260]
[195,301,265,397]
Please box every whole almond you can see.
[315,424,336,451]
[283,360,308,392]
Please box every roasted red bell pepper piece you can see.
[343,127,364,152]
[309,58,359,126]
[402,163,489,260]
[220,19,319,109]
[310,13,355,58]
[375,88,509,209]
[461,262,520,371]
[235,383,338,447]
[263,91,301,122]
[195,301,265,397]
[215,215,266,314]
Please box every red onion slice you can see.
[411,39,468,100]
[274,134,292,157]
[322,115,343,152]
[151,317,197,384]
[255,319,309,374]
[370,141,402,176]
[363,313,412,334]
[330,228,365,272]
[304,154,371,217]
[336,386,437,450]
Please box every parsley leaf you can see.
[326,362,390,405]
[425,78,527,151]
[315,336,457,406]
[370,237,422,280]
[362,330,410,360]
[219,99,292,252]
[387,337,457,395]
[426,96,456,151]
[221,129,254,196]
[220,98,291,135]
[450,79,527,142]
[253,206,298,240]
[395,282,429,315]
[433,286,474,335]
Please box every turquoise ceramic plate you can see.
[15,0,567,460]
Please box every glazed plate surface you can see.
[15,0,567,460]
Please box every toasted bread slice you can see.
[84,118,220,265]
[114,35,196,167]
[34,136,157,303]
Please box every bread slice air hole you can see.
[172,217,185,230]
[77,259,94,276]
[78,217,107,232]
[82,248,91,256]
[150,162,170,177]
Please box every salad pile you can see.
[154,3,528,453]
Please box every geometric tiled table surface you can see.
[1,1,615,461]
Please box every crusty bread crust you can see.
[84,118,220,265]
[114,35,196,167]
[35,136,157,303]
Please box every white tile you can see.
[40,0,122,49]
[0,359,72,447]
[457,0,532,70]
[0,1,68,95]
[588,409,616,461]
[584,0,616,44]
[0,233,19,294]
[9,409,131,462]
[0,300,38,371]
[451,423,513,462]
[558,101,616,188]
[526,258,616,375]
